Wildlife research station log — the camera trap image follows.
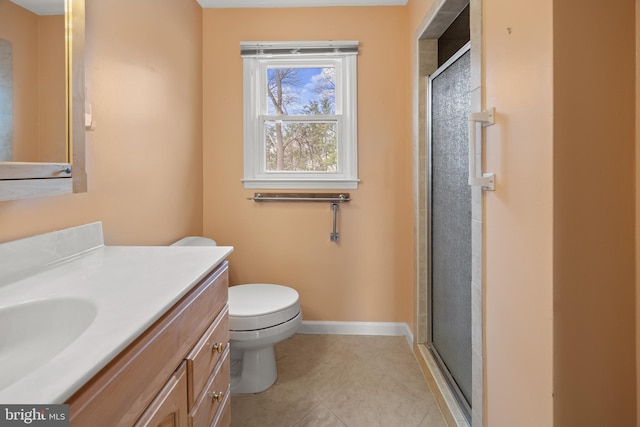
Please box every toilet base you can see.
[228,311,302,394]
[230,346,277,394]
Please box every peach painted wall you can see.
[202,7,414,325]
[0,0,203,245]
[553,0,635,425]
[482,0,554,425]
[407,0,433,34]
[637,1,640,422]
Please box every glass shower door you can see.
[427,43,472,416]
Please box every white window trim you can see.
[241,41,359,190]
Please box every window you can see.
[241,41,359,189]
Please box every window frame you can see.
[241,42,359,190]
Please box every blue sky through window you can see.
[267,67,335,115]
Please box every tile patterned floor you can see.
[230,334,447,427]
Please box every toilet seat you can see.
[229,284,300,331]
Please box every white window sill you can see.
[241,178,360,190]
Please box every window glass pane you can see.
[266,67,336,115]
[264,121,337,172]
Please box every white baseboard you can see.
[298,321,414,347]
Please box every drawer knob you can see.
[212,342,225,353]
[209,391,224,403]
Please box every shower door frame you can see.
[413,0,484,426]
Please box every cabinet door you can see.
[135,362,189,427]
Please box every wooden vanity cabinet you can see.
[67,261,231,427]
[134,362,189,427]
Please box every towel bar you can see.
[247,193,350,203]
[247,193,350,242]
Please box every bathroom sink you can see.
[0,298,98,391]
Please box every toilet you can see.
[171,236,302,394]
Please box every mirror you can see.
[0,0,66,163]
[0,0,85,200]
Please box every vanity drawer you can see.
[190,350,230,427]
[186,304,229,409]
[211,391,230,427]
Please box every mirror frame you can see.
[0,0,85,201]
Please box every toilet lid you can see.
[228,284,300,331]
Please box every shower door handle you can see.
[468,108,496,191]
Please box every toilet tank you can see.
[171,236,217,247]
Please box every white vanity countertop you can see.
[0,236,233,404]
